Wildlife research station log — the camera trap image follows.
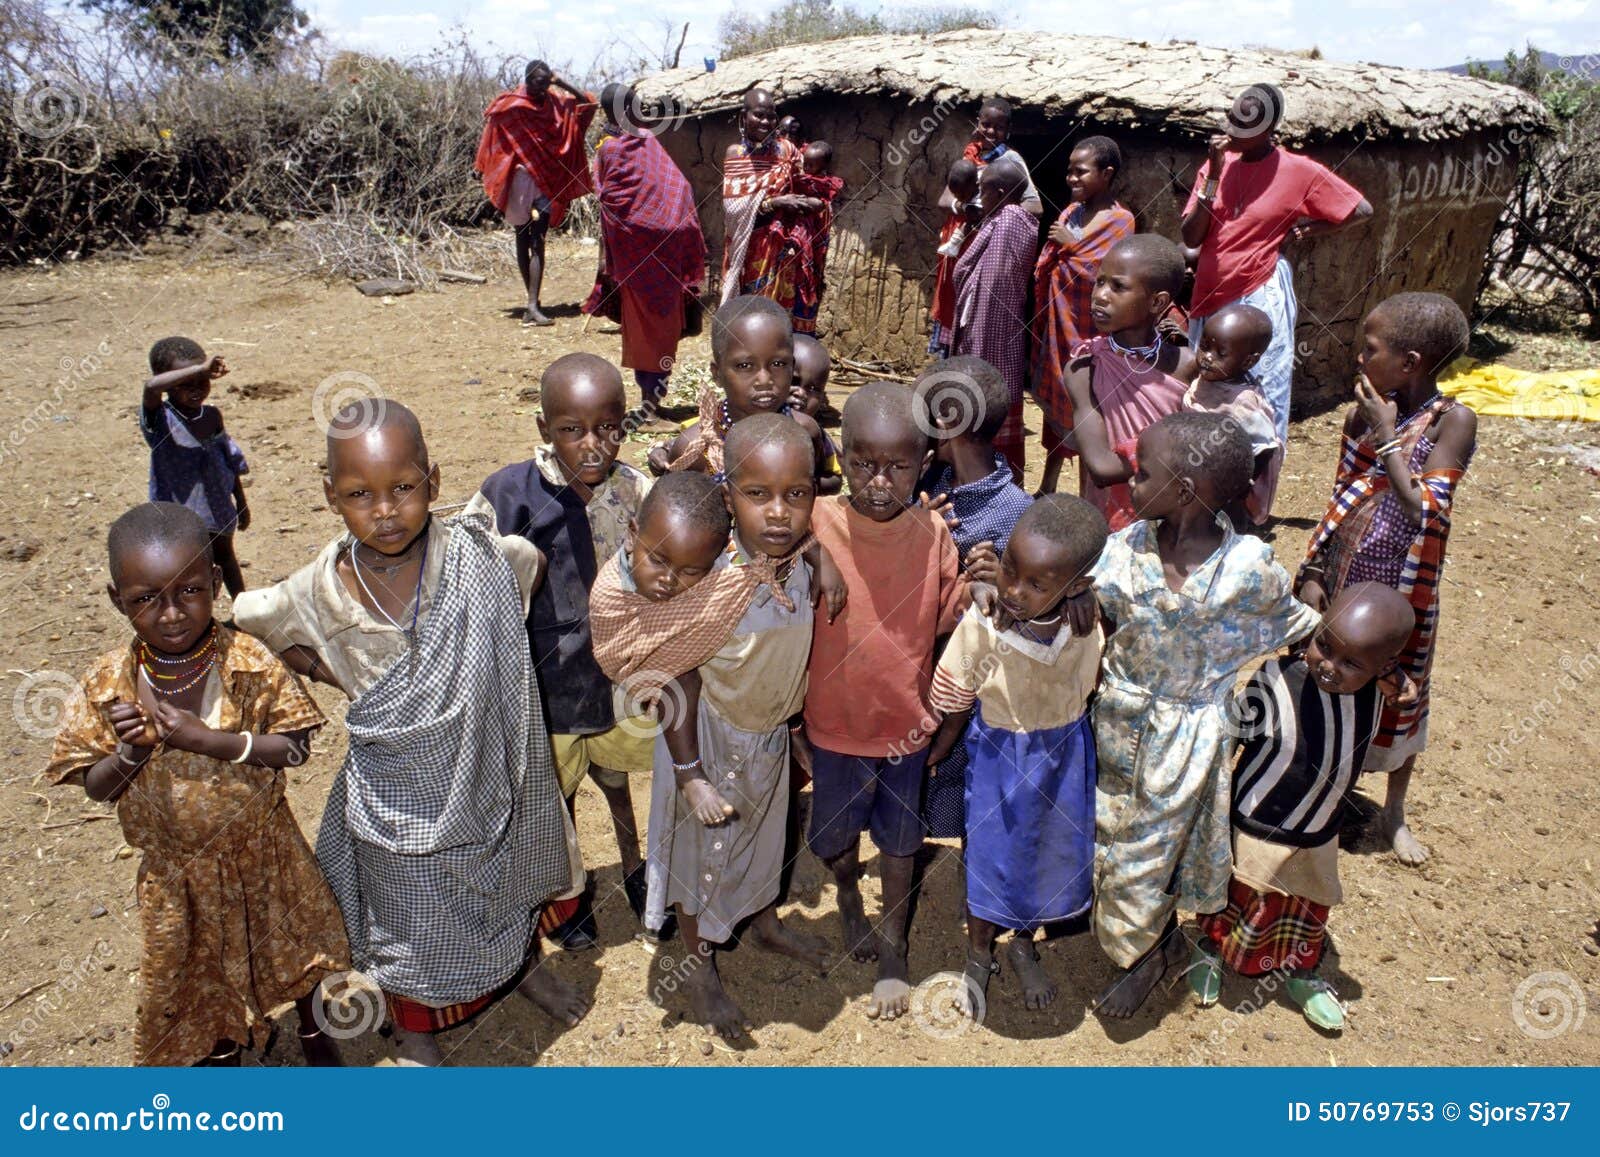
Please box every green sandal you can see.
[1287,972,1345,1031]
[1187,942,1223,1007]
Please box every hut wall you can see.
[658,100,1517,416]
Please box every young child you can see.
[803,382,968,1021]
[644,415,833,1041]
[1032,137,1136,495]
[913,355,1035,842]
[926,495,1108,1013]
[48,502,347,1067]
[468,352,664,947]
[1090,411,1319,1019]
[1062,235,1195,531]
[791,334,844,495]
[233,402,587,1066]
[962,97,1044,215]
[1180,303,1282,525]
[141,337,250,598]
[1297,292,1477,866]
[773,141,844,336]
[929,157,980,357]
[1192,582,1416,1031]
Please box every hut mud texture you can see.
[641,30,1548,414]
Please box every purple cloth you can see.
[140,402,248,533]
[919,455,1033,563]
[950,203,1039,461]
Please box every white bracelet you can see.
[231,732,253,764]
[116,745,145,767]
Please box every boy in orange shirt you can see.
[801,382,968,1022]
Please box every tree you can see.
[717,1,996,61]
[80,0,310,66]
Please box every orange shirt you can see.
[804,496,968,756]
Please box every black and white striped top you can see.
[1230,657,1383,849]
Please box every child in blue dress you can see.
[927,495,1108,1015]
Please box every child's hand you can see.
[1065,589,1098,637]
[1156,317,1189,347]
[107,700,158,749]
[1353,375,1399,441]
[681,777,736,826]
[1378,668,1420,708]
[150,701,212,754]
[647,444,673,477]
[969,581,1000,621]
[235,503,251,532]
[964,541,999,585]
[790,724,814,776]
[812,549,848,623]
[205,355,229,380]
[1206,134,1230,169]
[1047,220,1074,247]
[919,491,961,531]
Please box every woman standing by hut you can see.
[1182,84,1372,444]
[1032,136,1135,495]
[585,84,707,409]
[477,61,597,327]
[720,88,824,320]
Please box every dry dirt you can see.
[1,238,1597,1068]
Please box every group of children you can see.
[48,118,1477,1062]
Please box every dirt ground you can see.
[2,237,1598,1068]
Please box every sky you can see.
[297,0,1600,76]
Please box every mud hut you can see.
[640,30,1547,412]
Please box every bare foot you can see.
[960,949,998,1020]
[686,966,750,1041]
[392,1026,443,1067]
[750,913,831,974]
[866,938,911,1020]
[836,885,877,962]
[1006,937,1057,1011]
[1382,806,1430,865]
[515,967,590,1027]
[1094,931,1186,1020]
[523,305,553,327]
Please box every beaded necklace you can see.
[137,624,218,698]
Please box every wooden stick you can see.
[0,979,54,1013]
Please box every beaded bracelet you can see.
[1375,439,1404,458]
[672,758,702,772]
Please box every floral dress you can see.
[1089,516,1319,968]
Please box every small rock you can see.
[102,961,116,971]
[89,904,107,919]
[1582,940,1599,957]
[1263,1031,1279,1042]
[1534,825,1550,836]
[356,278,416,297]
[5,541,40,561]
[0,1041,13,1058]
[97,1026,115,1042]
[115,846,134,860]
[698,1039,712,1056]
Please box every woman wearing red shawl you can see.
[477,60,597,327]
[720,89,825,327]
[583,84,708,407]
[1032,137,1135,495]
[951,158,1039,479]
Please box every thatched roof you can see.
[640,30,1548,143]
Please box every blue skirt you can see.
[964,704,1096,931]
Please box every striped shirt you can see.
[1231,657,1382,848]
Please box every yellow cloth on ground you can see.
[1438,356,1600,423]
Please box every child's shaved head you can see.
[915,355,1009,442]
[1325,583,1415,657]
[1011,494,1109,580]
[1370,292,1470,376]
[723,412,814,480]
[711,294,792,363]
[947,157,978,196]
[1206,304,1274,356]
[842,381,926,454]
[638,470,731,544]
[980,157,1029,203]
[149,336,206,374]
[107,501,212,582]
[1107,234,1187,300]
[541,352,625,417]
[1162,410,1255,504]
[326,399,428,468]
[979,96,1013,123]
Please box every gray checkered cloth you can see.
[315,512,572,1003]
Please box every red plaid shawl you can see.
[585,130,706,317]
[476,87,596,228]
[1298,395,1469,758]
[1032,203,1136,437]
[952,203,1039,471]
[720,137,801,304]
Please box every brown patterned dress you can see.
[47,627,349,1066]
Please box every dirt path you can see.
[1,241,1596,1067]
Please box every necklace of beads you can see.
[1107,332,1163,363]
[137,629,218,697]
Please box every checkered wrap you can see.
[315,512,571,1004]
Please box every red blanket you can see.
[476,87,596,228]
[585,130,706,317]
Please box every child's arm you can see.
[658,671,734,825]
[232,477,251,531]
[648,429,692,476]
[142,356,227,408]
[1065,355,1133,486]
[150,699,312,768]
[925,709,970,767]
[84,701,159,802]
[1180,140,1227,249]
[277,644,344,692]
[802,539,847,623]
[1355,376,1477,526]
